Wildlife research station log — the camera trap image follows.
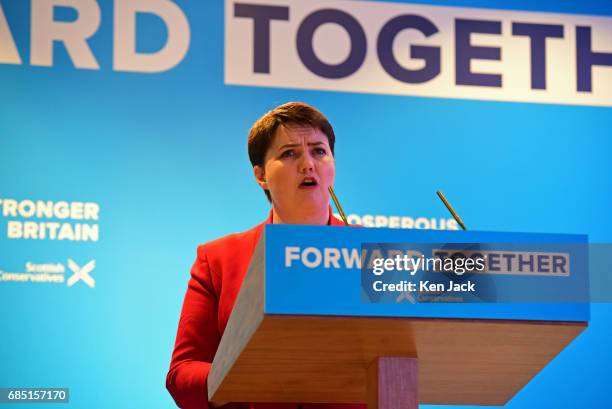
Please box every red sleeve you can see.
[166,246,221,409]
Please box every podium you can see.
[208,225,589,408]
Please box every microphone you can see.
[436,190,467,230]
[328,186,349,226]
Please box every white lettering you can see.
[0,4,21,64]
[347,214,361,225]
[81,224,99,241]
[323,247,341,268]
[47,222,60,239]
[7,221,22,238]
[401,217,413,229]
[375,215,388,227]
[36,200,54,218]
[114,0,190,73]
[31,0,101,69]
[301,246,322,268]
[57,223,75,240]
[26,262,65,273]
[285,246,300,267]
[54,201,70,219]
[84,202,99,220]
[0,198,100,219]
[415,217,429,229]
[2,199,17,216]
[388,216,400,228]
[341,248,361,269]
[18,200,36,217]
[70,202,84,219]
[373,280,382,291]
[372,258,384,275]
[23,221,38,239]
[5,221,98,241]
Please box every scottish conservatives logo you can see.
[0,259,96,288]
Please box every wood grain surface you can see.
[210,313,585,405]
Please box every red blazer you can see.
[167,210,364,409]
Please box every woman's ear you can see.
[253,166,268,190]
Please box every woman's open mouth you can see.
[299,177,318,189]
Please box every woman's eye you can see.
[280,150,295,158]
[313,147,327,156]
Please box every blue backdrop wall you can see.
[1,0,611,408]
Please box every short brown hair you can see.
[248,102,336,201]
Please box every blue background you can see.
[0,0,611,408]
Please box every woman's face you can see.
[254,124,335,217]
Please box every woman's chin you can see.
[292,195,326,210]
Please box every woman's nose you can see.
[299,153,315,173]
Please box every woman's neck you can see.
[272,206,329,225]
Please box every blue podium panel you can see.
[264,225,590,322]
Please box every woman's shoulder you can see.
[196,222,266,260]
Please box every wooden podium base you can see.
[368,357,418,409]
[209,315,586,406]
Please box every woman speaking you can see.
[166,102,362,409]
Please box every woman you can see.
[166,102,362,409]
